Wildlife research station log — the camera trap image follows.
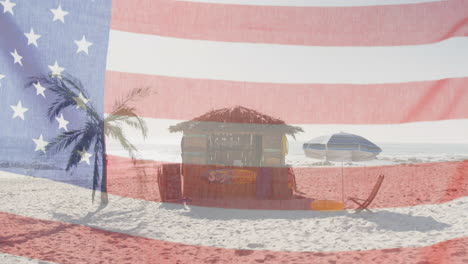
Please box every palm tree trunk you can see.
[100,131,108,204]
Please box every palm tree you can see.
[26,73,149,204]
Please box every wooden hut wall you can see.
[260,135,292,199]
[181,134,208,165]
[182,165,292,200]
[181,132,291,200]
[271,167,292,199]
[205,134,263,167]
[182,133,260,199]
[261,135,285,166]
[182,164,257,199]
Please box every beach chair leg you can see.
[349,198,373,213]
[359,208,373,213]
[354,207,373,213]
[349,197,365,208]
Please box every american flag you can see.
[1,0,468,263]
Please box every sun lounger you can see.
[348,174,384,213]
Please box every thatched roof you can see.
[169,106,303,136]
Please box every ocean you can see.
[108,141,468,168]
[287,141,468,167]
[2,138,468,171]
[1,138,467,189]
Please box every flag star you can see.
[78,148,92,165]
[10,49,23,66]
[50,5,68,23]
[32,134,49,153]
[78,92,89,104]
[0,74,4,87]
[10,101,28,120]
[33,81,46,98]
[73,92,89,109]
[74,35,92,54]
[55,113,69,131]
[0,0,15,15]
[24,28,41,47]
[48,61,65,77]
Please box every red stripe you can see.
[1,212,466,264]
[111,0,468,46]
[104,72,468,124]
[106,155,468,209]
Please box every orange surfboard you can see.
[310,200,344,211]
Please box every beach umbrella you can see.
[303,132,382,201]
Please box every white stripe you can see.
[0,253,57,264]
[1,171,467,252]
[107,30,468,84]
[179,0,442,7]
[105,116,468,162]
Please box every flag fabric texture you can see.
[1,0,468,263]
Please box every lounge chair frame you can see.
[348,174,384,213]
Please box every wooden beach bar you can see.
[168,106,303,201]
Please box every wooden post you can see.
[157,163,182,202]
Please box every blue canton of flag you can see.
[0,0,112,189]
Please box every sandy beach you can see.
[106,156,468,209]
[2,146,467,263]
[1,170,467,263]
[0,253,56,264]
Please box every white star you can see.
[24,28,41,47]
[78,92,89,104]
[0,0,15,15]
[32,134,49,153]
[74,92,89,109]
[0,74,4,87]
[74,35,92,55]
[33,81,46,98]
[48,61,65,77]
[55,113,69,131]
[10,101,28,120]
[50,5,68,23]
[10,49,23,66]
[78,148,92,165]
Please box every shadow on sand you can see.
[3,201,448,249]
[348,211,451,232]
[160,202,451,233]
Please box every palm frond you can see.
[60,74,101,121]
[105,124,139,160]
[61,74,87,95]
[110,87,153,115]
[105,107,148,138]
[84,104,102,123]
[26,74,81,121]
[25,74,57,89]
[26,74,102,122]
[48,99,77,121]
[46,129,86,155]
[65,121,99,170]
[121,118,148,138]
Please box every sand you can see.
[2,170,468,263]
[0,253,56,264]
[106,156,468,209]
[1,171,467,253]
